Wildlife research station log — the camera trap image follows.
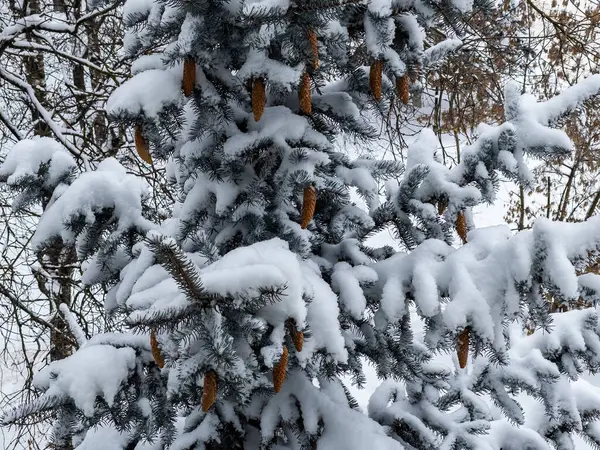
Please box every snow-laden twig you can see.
[0,108,23,140]
[59,303,87,348]
[0,68,81,157]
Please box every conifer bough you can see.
[134,124,152,164]
[273,345,288,393]
[202,370,218,412]
[182,57,196,97]
[370,60,383,101]
[150,329,164,368]
[252,77,266,122]
[301,185,317,229]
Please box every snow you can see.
[331,262,368,319]
[224,106,330,158]
[423,39,463,66]
[202,238,307,329]
[106,68,183,119]
[170,414,220,450]
[396,14,425,51]
[58,304,87,347]
[243,0,289,15]
[123,0,154,20]
[33,345,136,417]
[533,74,600,126]
[1,14,44,38]
[176,13,202,54]
[0,137,75,191]
[237,50,303,91]
[513,308,600,360]
[131,54,166,75]
[75,426,130,450]
[32,158,155,254]
[532,215,600,299]
[451,0,474,13]
[116,246,155,306]
[299,261,348,364]
[259,371,403,450]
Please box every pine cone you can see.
[182,57,196,97]
[273,345,288,393]
[299,72,312,115]
[202,370,218,412]
[396,75,409,105]
[369,60,383,101]
[457,328,470,369]
[134,125,152,164]
[301,185,317,229]
[292,329,304,352]
[308,29,319,69]
[252,77,266,122]
[286,319,304,352]
[437,199,448,216]
[456,211,468,244]
[150,329,164,368]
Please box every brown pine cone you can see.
[273,346,289,393]
[182,57,196,97]
[252,77,266,122]
[308,29,319,70]
[437,199,448,216]
[369,60,383,101]
[456,211,468,244]
[134,125,152,164]
[150,329,164,368]
[301,185,317,229]
[457,328,470,369]
[299,72,312,115]
[292,329,304,352]
[396,75,409,105]
[202,370,218,412]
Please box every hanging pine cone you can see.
[301,185,317,229]
[308,29,319,69]
[369,60,383,101]
[252,77,266,122]
[273,345,289,393]
[457,328,470,369]
[456,211,468,244]
[437,199,448,216]
[182,57,196,97]
[134,124,152,164]
[396,75,409,105]
[202,370,218,412]
[299,72,312,115]
[286,319,304,352]
[150,329,164,368]
[292,329,304,352]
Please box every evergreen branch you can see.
[145,234,214,308]
[1,394,66,426]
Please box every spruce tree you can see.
[4,0,600,449]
